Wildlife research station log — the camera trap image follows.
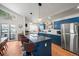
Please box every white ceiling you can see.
[1,3,79,21]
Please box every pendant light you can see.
[38,3,42,22]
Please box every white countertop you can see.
[39,32,61,36]
[25,34,51,43]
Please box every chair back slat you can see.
[23,42,35,52]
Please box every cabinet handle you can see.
[45,43,47,47]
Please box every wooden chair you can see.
[23,42,35,56]
[20,36,29,44]
[0,39,8,56]
[0,42,5,56]
[3,39,8,51]
[18,35,23,41]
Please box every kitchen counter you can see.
[38,32,61,36]
[25,33,77,56]
[25,33,61,46]
[25,33,52,56]
[25,33,78,56]
[25,34,51,43]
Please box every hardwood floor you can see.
[3,40,77,56]
[5,41,23,56]
[51,43,76,56]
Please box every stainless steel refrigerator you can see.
[61,23,79,54]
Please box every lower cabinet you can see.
[32,39,51,56]
[51,43,76,56]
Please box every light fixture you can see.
[30,12,32,15]
[47,16,51,20]
[38,18,42,22]
[37,3,42,22]
[77,6,79,9]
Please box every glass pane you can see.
[10,25,16,39]
[0,24,16,40]
[0,25,1,39]
[1,24,9,38]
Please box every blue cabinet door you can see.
[62,17,79,23]
[54,21,61,29]
[33,39,51,56]
[51,35,61,45]
[54,17,79,29]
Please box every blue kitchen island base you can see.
[32,39,52,56]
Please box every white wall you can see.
[0,15,25,40]
[0,4,25,40]
[25,18,30,31]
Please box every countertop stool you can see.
[23,42,35,56]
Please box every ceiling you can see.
[1,3,79,22]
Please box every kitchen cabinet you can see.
[38,33,61,45]
[54,21,61,29]
[51,43,76,56]
[32,39,51,56]
[51,35,61,45]
[54,17,79,29]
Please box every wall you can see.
[42,11,79,35]
[0,4,25,40]
[52,13,79,35]
[25,18,30,32]
[42,7,79,35]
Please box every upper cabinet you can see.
[54,17,79,29]
[54,21,61,29]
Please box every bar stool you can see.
[23,42,35,56]
[18,34,24,41]
[20,36,29,44]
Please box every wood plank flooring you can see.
[5,41,23,56]
[51,43,76,56]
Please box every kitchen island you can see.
[38,32,77,56]
[25,32,77,56]
[25,33,52,56]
